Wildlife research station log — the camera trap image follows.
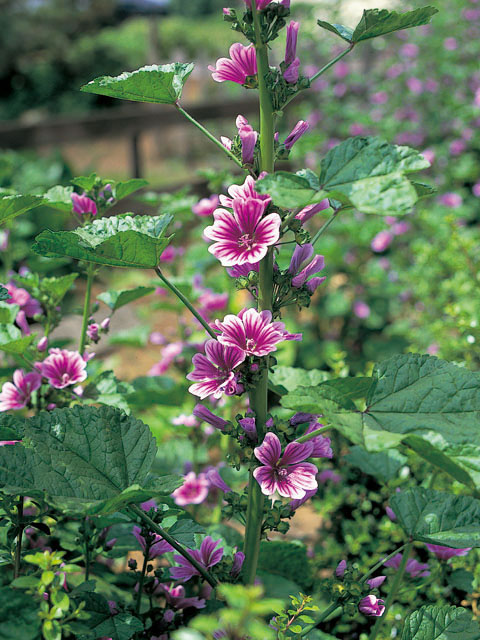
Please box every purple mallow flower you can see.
[367,576,386,589]
[425,544,472,560]
[193,404,229,431]
[205,467,231,493]
[283,21,300,83]
[289,488,318,511]
[371,230,393,253]
[438,192,463,208]
[0,369,42,412]
[359,595,385,617]
[284,120,309,150]
[231,551,245,578]
[209,43,257,85]
[385,553,430,578]
[204,197,281,267]
[336,560,347,578]
[170,536,224,582]
[132,526,173,559]
[187,339,245,400]
[193,195,220,217]
[227,260,260,278]
[288,243,326,292]
[239,416,257,440]
[253,432,318,500]
[158,583,205,610]
[215,307,301,357]
[172,472,209,506]
[219,175,271,210]
[39,349,87,389]
[304,423,332,458]
[71,193,97,216]
[236,115,258,165]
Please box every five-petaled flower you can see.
[215,307,301,357]
[172,472,210,506]
[39,348,87,389]
[359,595,385,617]
[204,198,281,267]
[209,43,257,86]
[187,339,245,399]
[132,526,173,559]
[253,432,318,499]
[0,369,42,412]
[170,536,224,582]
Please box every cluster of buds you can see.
[328,561,386,618]
[224,1,291,47]
[86,317,110,344]
[71,178,115,221]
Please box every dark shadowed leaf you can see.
[448,569,474,593]
[401,605,480,640]
[0,286,9,302]
[32,213,172,268]
[345,446,407,483]
[391,488,480,547]
[80,63,194,104]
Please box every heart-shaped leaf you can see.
[81,62,194,105]
[401,605,480,640]
[391,488,480,548]
[32,213,172,268]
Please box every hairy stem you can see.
[295,425,332,443]
[14,496,24,579]
[176,104,243,168]
[242,0,275,586]
[311,208,341,246]
[369,541,413,640]
[78,264,95,355]
[155,267,217,339]
[129,504,218,588]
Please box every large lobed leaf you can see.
[318,6,438,44]
[391,488,480,548]
[0,406,158,513]
[80,62,194,104]
[32,213,172,268]
[401,605,480,640]
[257,137,430,215]
[282,354,480,488]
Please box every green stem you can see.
[282,46,354,112]
[176,104,243,168]
[369,541,413,640]
[295,425,332,444]
[135,544,150,616]
[78,264,95,355]
[129,504,218,588]
[311,209,341,246]
[14,496,24,579]
[300,602,342,637]
[360,543,408,585]
[155,267,217,339]
[242,0,275,586]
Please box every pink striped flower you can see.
[253,432,318,499]
[209,43,257,85]
[0,369,42,411]
[244,0,274,9]
[219,175,271,210]
[40,349,87,389]
[295,200,330,223]
[204,198,281,267]
[236,115,258,165]
[284,121,309,150]
[172,472,209,506]
[227,260,260,278]
[215,307,301,357]
[187,339,245,399]
[71,193,97,216]
[284,20,300,83]
[170,536,224,582]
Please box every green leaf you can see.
[318,137,429,215]
[0,414,24,442]
[127,376,187,408]
[448,569,474,593]
[0,194,45,225]
[113,178,149,201]
[0,406,156,511]
[391,488,480,548]
[401,605,480,640]
[32,213,172,269]
[256,172,328,209]
[80,62,194,105]
[270,366,330,395]
[412,181,436,199]
[0,587,41,640]
[83,370,135,414]
[345,446,407,483]
[258,541,312,591]
[74,592,143,640]
[43,185,74,212]
[0,302,19,324]
[97,286,155,312]
[0,286,9,302]
[70,173,98,192]
[351,7,438,43]
[318,7,438,44]
[363,354,480,489]
[86,476,182,515]
[168,517,206,547]
[0,325,36,354]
